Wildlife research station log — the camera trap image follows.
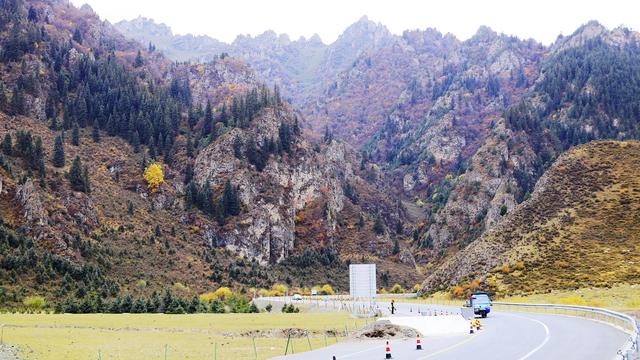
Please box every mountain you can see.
[0,0,419,309]
[113,16,230,62]
[115,15,396,106]
[420,140,640,296]
[4,0,640,308]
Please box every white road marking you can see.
[505,313,551,360]
[417,332,484,359]
[339,343,384,358]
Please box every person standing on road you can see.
[391,299,395,315]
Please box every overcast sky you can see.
[70,0,639,45]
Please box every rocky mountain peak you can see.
[551,20,640,52]
[337,15,392,44]
[115,16,174,39]
[470,25,499,43]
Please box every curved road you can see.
[266,298,630,360]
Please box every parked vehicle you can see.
[292,294,303,301]
[466,292,492,318]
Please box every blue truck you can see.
[466,292,492,318]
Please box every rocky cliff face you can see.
[193,105,350,264]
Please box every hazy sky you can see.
[70,0,639,45]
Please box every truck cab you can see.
[466,292,492,318]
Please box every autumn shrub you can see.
[213,287,232,301]
[23,295,46,311]
[199,292,217,304]
[501,263,510,274]
[451,286,465,298]
[143,163,164,193]
[271,284,288,296]
[390,284,404,294]
[469,278,481,291]
[319,284,335,295]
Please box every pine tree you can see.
[246,137,266,171]
[127,200,134,215]
[184,181,197,209]
[215,199,225,225]
[49,113,58,130]
[164,147,173,167]
[52,135,65,167]
[33,136,43,169]
[198,182,213,214]
[279,122,291,152]
[373,214,385,235]
[293,116,301,135]
[91,124,100,142]
[186,133,193,158]
[82,166,91,193]
[27,6,38,22]
[72,27,82,44]
[203,100,213,136]
[323,125,333,144]
[71,122,80,146]
[10,85,25,115]
[148,140,156,160]
[0,82,7,110]
[232,135,243,159]
[131,131,141,153]
[219,104,228,126]
[134,50,144,68]
[222,180,240,216]
[392,238,400,255]
[183,163,193,185]
[45,95,55,119]
[1,133,11,155]
[68,156,85,192]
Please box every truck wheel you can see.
[481,312,487,318]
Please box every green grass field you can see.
[0,312,371,359]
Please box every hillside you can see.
[0,0,420,310]
[3,0,640,310]
[420,140,640,296]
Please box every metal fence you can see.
[493,302,639,360]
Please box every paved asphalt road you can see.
[266,298,630,360]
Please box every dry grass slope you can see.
[422,140,640,296]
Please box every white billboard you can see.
[349,264,376,304]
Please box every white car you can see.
[292,294,303,301]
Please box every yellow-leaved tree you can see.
[143,163,164,193]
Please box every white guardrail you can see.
[493,302,639,360]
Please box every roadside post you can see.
[252,337,257,359]
[284,332,291,355]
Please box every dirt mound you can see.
[239,328,309,338]
[354,320,418,339]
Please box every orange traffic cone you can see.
[385,341,392,359]
[469,321,475,334]
[416,334,423,350]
